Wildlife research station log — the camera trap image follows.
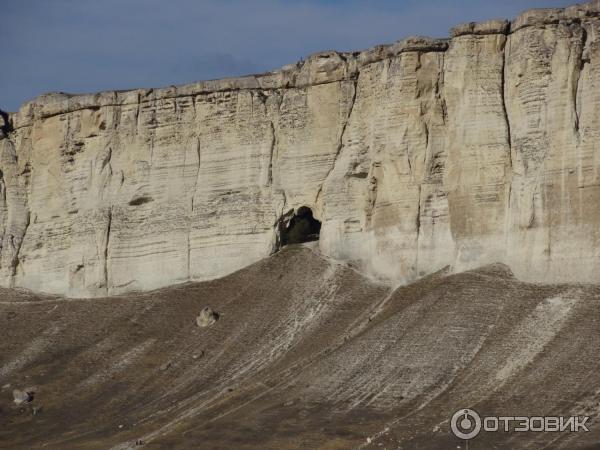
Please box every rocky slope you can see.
[1,245,599,449]
[1,2,600,296]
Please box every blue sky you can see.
[1,0,569,111]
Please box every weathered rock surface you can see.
[1,1,600,296]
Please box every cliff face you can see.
[1,1,599,297]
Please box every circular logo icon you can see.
[451,408,482,440]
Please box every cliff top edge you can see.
[4,0,600,128]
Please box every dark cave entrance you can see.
[279,206,321,247]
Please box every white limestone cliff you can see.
[1,1,599,297]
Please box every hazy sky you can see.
[1,0,569,111]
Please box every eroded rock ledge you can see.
[1,1,600,296]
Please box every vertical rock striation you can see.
[2,1,600,297]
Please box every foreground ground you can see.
[1,245,599,449]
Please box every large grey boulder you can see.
[196,307,219,328]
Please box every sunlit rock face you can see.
[1,1,600,297]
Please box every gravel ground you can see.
[1,246,599,449]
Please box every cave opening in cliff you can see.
[280,206,321,247]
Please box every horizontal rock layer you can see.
[1,1,600,296]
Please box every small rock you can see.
[1,383,10,390]
[160,361,172,371]
[118,424,124,429]
[32,405,43,416]
[13,389,33,405]
[192,350,205,360]
[196,307,219,327]
[283,400,294,406]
